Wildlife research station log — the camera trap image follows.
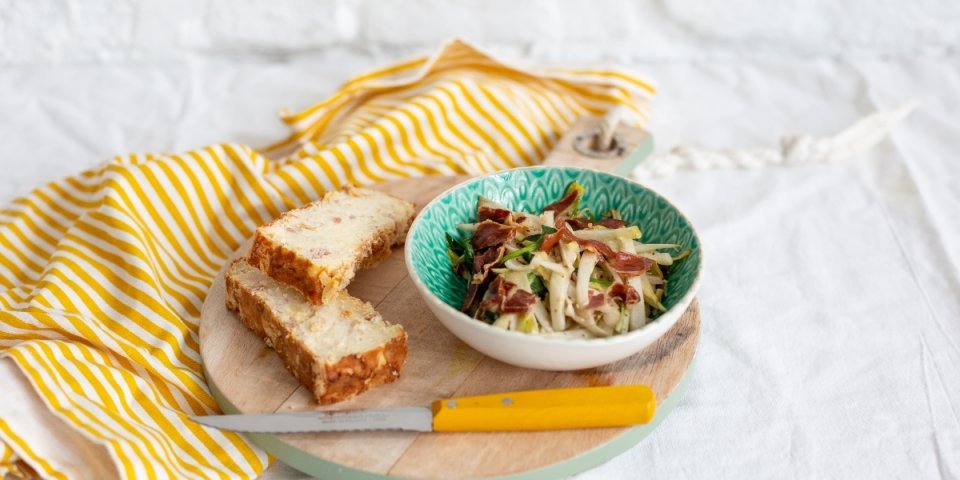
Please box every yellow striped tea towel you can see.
[0,40,653,479]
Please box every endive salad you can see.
[446,181,690,338]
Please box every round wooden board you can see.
[199,175,701,479]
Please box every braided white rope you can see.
[633,101,919,180]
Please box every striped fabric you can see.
[0,442,16,477]
[0,40,652,478]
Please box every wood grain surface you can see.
[198,119,698,478]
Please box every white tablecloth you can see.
[2,55,958,479]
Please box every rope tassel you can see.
[633,101,919,180]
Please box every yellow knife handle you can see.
[431,385,656,432]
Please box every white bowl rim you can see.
[404,165,704,347]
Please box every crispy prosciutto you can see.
[608,252,654,275]
[542,189,579,216]
[566,217,628,230]
[460,276,489,312]
[460,245,506,313]
[471,245,503,275]
[475,276,537,315]
[585,290,606,309]
[609,283,642,305]
[502,288,538,314]
[478,206,511,224]
[471,221,515,250]
[541,225,651,275]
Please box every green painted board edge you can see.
[204,356,693,480]
[611,132,654,178]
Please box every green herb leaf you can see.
[566,181,585,214]
[519,232,543,246]
[445,233,464,255]
[463,239,474,268]
[503,229,553,263]
[615,302,629,334]
[445,232,474,272]
[589,277,613,288]
[446,249,463,267]
[528,273,545,296]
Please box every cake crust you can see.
[225,259,408,404]
[248,186,415,304]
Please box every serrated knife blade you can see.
[191,407,433,433]
[190,385,657,433]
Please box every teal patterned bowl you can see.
[405,166,702,370]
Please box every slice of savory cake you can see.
[249,186,416,304]
[225,259,407,404]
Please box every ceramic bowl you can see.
[405,166,702,370]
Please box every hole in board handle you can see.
[573,131,625,159]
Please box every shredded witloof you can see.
[445,181,691,337]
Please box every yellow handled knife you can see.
[191,385,655,433]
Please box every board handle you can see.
[541,108,654,177]
[431,385,656,432]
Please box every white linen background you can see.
[1,1,958,478]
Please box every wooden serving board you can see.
[199,120,700,479]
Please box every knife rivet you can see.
[447,401,457,408]
[501,397,513,406]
